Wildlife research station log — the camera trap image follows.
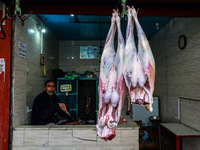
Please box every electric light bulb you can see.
[42,29,46,33]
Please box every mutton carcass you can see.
[123,6,155,112]
[96,9,126,141]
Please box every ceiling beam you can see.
[2,0,200,17]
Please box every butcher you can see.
[31,80,74,125]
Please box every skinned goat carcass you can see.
[96,10,125,141]
[124,6,155,112]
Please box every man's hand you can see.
[58,103,67,111]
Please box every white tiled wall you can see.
[150,17,200,149]
[59,40,118,76]
[12,15,59,127]
[59,40,102,75]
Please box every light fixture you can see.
[28,28,35,33]
[41,28,46,33]
[71,14,74,17]
[37,24,46,33]
[155,22,160,30]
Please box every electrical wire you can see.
[0,0,15,39]
[0,0,32,40]
[0,15,7,39]
[19,11,33,22]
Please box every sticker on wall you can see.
[0,58,5,82]
[80,46,99,59]
[18,40,27,58]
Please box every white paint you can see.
[0,58,5,82]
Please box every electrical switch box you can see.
[40,54,45,65]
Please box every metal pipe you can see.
[178,97,180,123]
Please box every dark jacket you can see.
[31,91,72,125]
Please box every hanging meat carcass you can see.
[123,6,155,112]
[96,9,126,141]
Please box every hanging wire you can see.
[19,10,33,22]
[0,16,7,39]
[0,0,15,39]
[0,0,32,40]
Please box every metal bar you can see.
[178,97,180,123]
[76,80,78,118]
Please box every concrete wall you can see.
[150,18,200,149]
[12,15,59,127]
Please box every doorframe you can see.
[0,11,12,150]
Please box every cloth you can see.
[31,91,73,125]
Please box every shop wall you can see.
[150,18,200,149]
[59,40,106,76]
[12,15,59,127]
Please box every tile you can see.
[121,136,138,145]
[72,137,85,146]
[12,146,37,150]
[73,129,97,140]
[12,130,24,146]
[97,136,121,146]
[85,146,109,150]
[109,146,123,150]
[49,130,72,146]
[16,125,51,130]
[123,145,138,150]
[121,130,138,138]
[72,146,86,150]
[36,146,58,150]
[73,136,97,146]
[50,125,67,130]
[24,130,48,146]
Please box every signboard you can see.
[60,84,72,92]
[18,40,27,58]
[80,46,99,59]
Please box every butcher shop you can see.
[1,0,200,150]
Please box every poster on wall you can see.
[0,58,5,82]
[18,40,27,58]
[0,58,5,74]
[80,46,100,59]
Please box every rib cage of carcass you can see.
[96,10,126,141]
[124,6,155,112]
[96,7,155,141]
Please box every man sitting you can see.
[31,80,73,125]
